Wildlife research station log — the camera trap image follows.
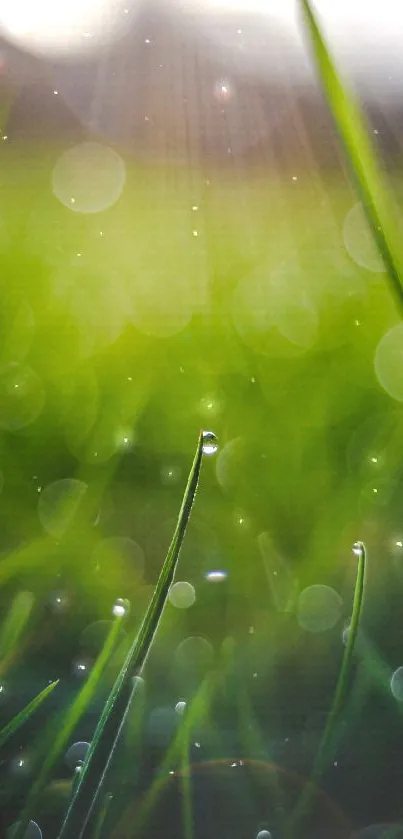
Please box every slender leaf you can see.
[13,611,126,839]
[58,430,208,839]
[300,0,403,315]
[0,591,34,677]
[0,680,59,749]
[287,541,366,834]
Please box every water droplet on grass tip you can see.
[352,541,365,559]
[175,700,187,715]
[256,831,272,839]
[112,598,130,618]
[202,431,218,455]
[65,741,90,770]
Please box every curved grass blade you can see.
[12,611,126,839]
[0,679,59,749]
[57,430,207,839]
[91,793,113,839]
[287,541,366,836]
[300,0,403,316]
[0,591,35,678]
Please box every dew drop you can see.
[175,700,187,715]
[64,741,90,770]
[168,581,196,609]
[352,541,365,559]
[202,431,218,455]
[112,597,130,618]
[256,831,272,839]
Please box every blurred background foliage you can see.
[0,2,402,837]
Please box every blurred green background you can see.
[1,5,403,838]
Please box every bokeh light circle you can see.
[390,666,403,701]
[38,478,88,537]
[0,363,45,430]
[374,324,403,402]
[297,585,343,633]
[52,142,126,214]
[168,581,196,609]
[343,203,385,272]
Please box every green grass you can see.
[0,2,403,837]
[57,431,210,839]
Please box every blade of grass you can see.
[91,793,113,839]
[12,609,126,839]
[57,430,209,839]
[0,680,59,749]
[286,541,366,836]
[0,591,34,678]
[300,0,403,316]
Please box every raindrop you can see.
[38,478,88,537]
[7,821,42,839]
[0,363,45,430]
[202,431,218,455]
[297,585,343,633]
[65,741,90,770]
[390,666,403,701]
[168,581,196,609]
[256,832,272,839]
[52,142,126,214]
[175,700,187,715]
[112,598,130,618]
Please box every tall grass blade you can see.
[300,0,403,316]
[287,541,366,835]
[0,591,34,676]
[0,680,59,749]
[12,611,126,839]
[57,430,207,839]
